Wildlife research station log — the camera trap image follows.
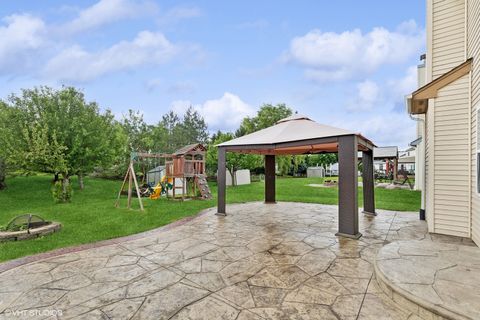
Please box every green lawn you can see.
[0,175,420,262]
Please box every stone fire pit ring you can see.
[0,222,61,242]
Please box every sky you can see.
[0,0,426,149]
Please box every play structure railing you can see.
[184,160,205,175]
[165,159,205,176]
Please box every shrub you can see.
[51,180,73,203]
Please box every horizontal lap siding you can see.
[468,0,480,245]
[432,0,466,79]
[427,0,471,237]
[433,75,470,237]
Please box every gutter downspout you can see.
[409,114,426,220]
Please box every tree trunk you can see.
[0,158,6,190]
[62,176,70,200]
[231,168,237,187]
[78,172,84,190]
[227,167,237,187]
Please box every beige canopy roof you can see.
[217,114,374,155]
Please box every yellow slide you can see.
[149,182,162,200]
[149,176,173,200]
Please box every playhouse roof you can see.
[217,114,374,154]
[173,143,206,156]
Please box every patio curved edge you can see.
[0,206,218,275]
[374,242,473,320]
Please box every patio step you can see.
[374,240,480,320]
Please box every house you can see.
[357,146,399,178]
[325,163,338,176]
[406,0,479,244]
[398,147,415,175]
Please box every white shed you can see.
[307,167,325,178]
[146,166,165,185]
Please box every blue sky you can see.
[0,0,425,148]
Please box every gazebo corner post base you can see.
[215,212,227,216]
[335,232,362,239]
[264,201,277,204]
[362,210,377,216]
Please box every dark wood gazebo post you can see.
[362,149,376,215]
[337,135,361,239]
[217,147,227,215]
[265,155,276,203]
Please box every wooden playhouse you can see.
[116,143,212,211]
[165,143,211,200]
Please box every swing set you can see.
[115,143,212,211]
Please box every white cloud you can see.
[338,65,420,147]
[388,65,418,100]
[63,0,157,34]
[0,14,46,73]
[44,31,178,82]
[171,93,255,132]
[348,65,418,113]
[348,80,381,111]
[158,5,202,25]
[336,113,415,148]
[285,20,424,82]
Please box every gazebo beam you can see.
[217,147,227,215]
[224,136,338,152]
[265,155,276,203]
[362,149,376,216]
[336,135,361,239]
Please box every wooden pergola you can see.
[216,114,376,239]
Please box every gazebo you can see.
[216,114,376,239]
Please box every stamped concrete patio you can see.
[0,202,475,320]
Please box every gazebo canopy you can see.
[216,114,377,239]
[218,114,374,154]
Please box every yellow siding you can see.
[433,75,470,237]
[432,0,466,79]
[468,0,480,245]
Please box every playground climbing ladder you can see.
[195,174,212,199]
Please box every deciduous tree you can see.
[6,86,120,201]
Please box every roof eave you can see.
[407,58,472,115]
